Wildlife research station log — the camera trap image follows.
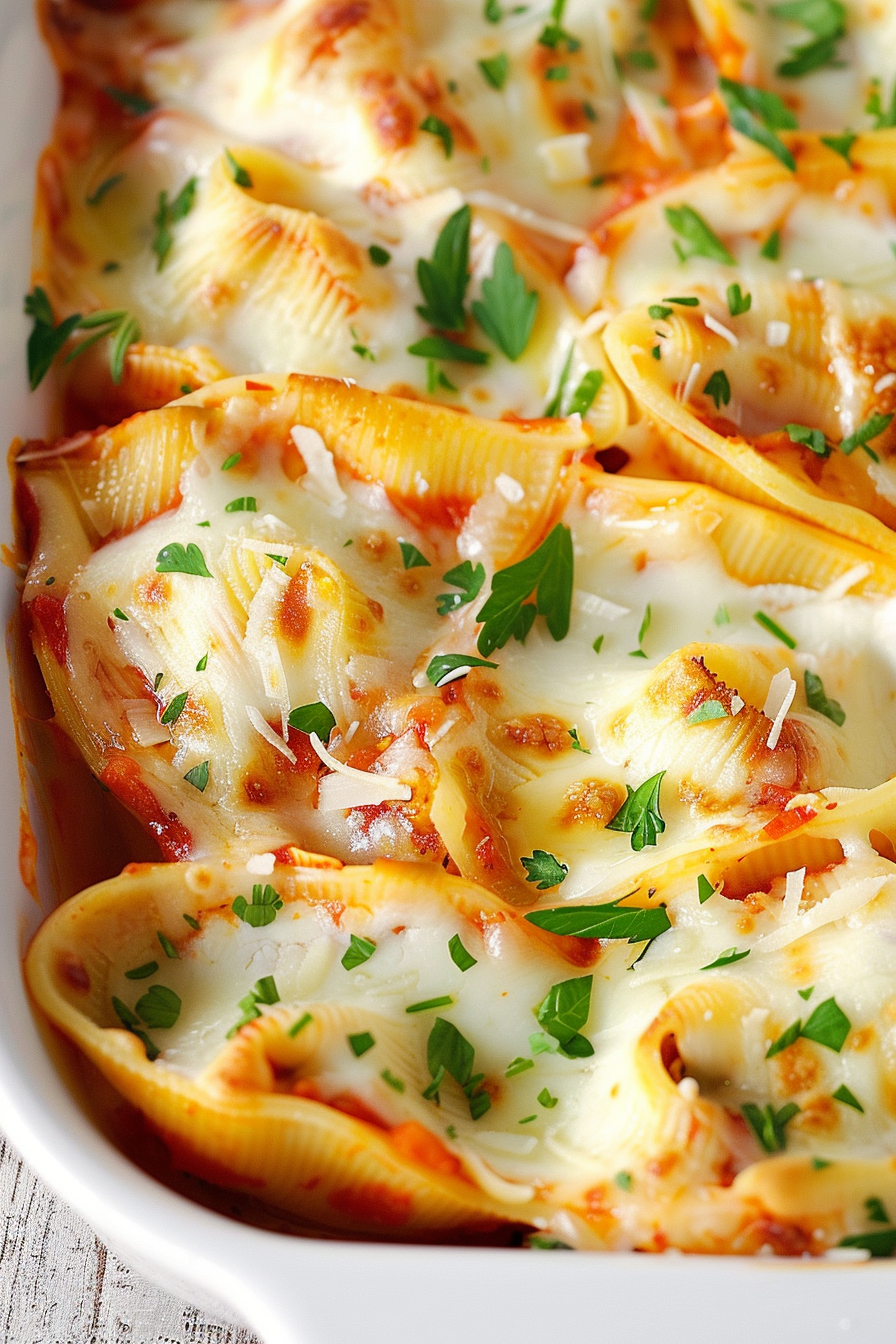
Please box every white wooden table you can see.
[0,1135,260,1344]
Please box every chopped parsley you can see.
[545,65,569,80]
[407,995,454,1013]
[538,0,581,52]
[382,1069,405,1092]
[840,412,893,458]
[112,608,128,621]
[232,883,284,928]
[472,242,539,361]
[196,653,208,672]
[537,1087,558,1109]
[701,947,750,969]
[766,997,851,1057]
[425,653,498,687]
[742,1100,800,1152]
[157,931,178,960]
[224,497,257,513]
[124,961,158,981]
[649,304,672,321]
[798,986,815,1000]
[627,603,651,657]
[804,670,845,726]
[535,976,594,1057]
[152,177,198,271]
[227,976,280,1037]
[786,422,830,456]
[408,334,488,365]
[832,1084,864,1112]
[399,540,431,570]
[761,229,781,260]
[687,699,728,724]
[821,131,857,166]
[665,205,735,266]
[425,1017,490,1119]
[160,691,188,726]
[24,288,140,389]
[342,934,377,971]
[419,115,453,158]
[527,1235,573,1250]
[525,901,671,943]
[521,850,568,889]
[592,634,605,653]
[449,934,477,972]
[104,86,155,116]
[727,283,752,316]
[287,701,336,739]
[224,148,252,188]
[348,1031,375,1057]
[221,452,242,471]
[436,560,486,616]
[183,761,209,792]
[476,523,573,657]
[697,874,715,903]
[753,610,796,648]
[615,1170,634,1191]
[156,543,212,577]
[86,173,125,207]
[505,1057,535,1077]
[718,78,797,172]
[544,343,574,416]
[369,244,391,267]
[606,770,666,851]
[866,1197,889,1224]
[838,1229,896,1258]
[478,53,509,89]
[567,369,604,416]
[703,369,731,410]
[288,1012,313,1038]
[568,727,590,753]
[770,0,847,78]
[866,79,896,130]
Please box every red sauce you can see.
[100,753,192,859]
[762,806,817,840]
[327,1180,412,1227]
[30,592,68,666]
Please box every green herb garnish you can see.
[425,653,499,687]
[821,131,857,165]
[436,561,486,616]
[521,850,568,890]
[770,0,846,78]
[342,935,377,971]
[665,205,735,265]
[156,543,212,577]
[719,78,797,172]
[606,771,666,850]
[348,1031,375,1057]
[703,369,731,409]
[832,1083,864,1112]
[425,1017,491,1119]
[224,148,252,187]
[157,931,178,960]
[478,53,510,89]
[160,691,188,726]
[701,947,750,969]
[525,900,671,943]
[535,976,594,1058]
[804,670,845,726]
[86,173,125,207]
[449,934,477,971]
[407,995,455,1013]
[754,610,796,648]
[288,1012,313,1038]
[687,699,728,724]
[183,761,209,791]
[124,962,158,980]
[420,115,454,158]
[399,541,431,570]
[232,883,284,928]
[476,523,573,657]
[152,177,198,270]
[472,242,539,361]
[287,701,336,739]
[567,369,604,416]
[369,244,391,266]
[840,412,893,458]
[742,1101,800,1152]
[698,874,715,903]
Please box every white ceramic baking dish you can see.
[3,4,896,1340]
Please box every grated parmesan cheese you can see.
[680,361,702,404]
[765,321,790,348]
[291,425,347,514]
[536,133,591,185]
[246,852,276,875]
[246,705,297,763]
[704,313,738,346]
[123,699,171,747]
[495,473,525,504]
[309,732,412,811]
[762,667,796,749]
[781,867,806,922]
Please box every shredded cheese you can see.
[291,425,347,514]
[704,313,738,346]
[781,866,806,922]
[495,473,525,504]
[762,667,796,749]
[246,705,297,763]
[536,133,591,185]
[680,361,702,404]
[309,732,412,810]
[765,321,790,348]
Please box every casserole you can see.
[5,1,896,1340]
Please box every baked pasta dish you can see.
[15,0,896,1256]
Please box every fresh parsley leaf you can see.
[399,540,431,569]
[801,997,851,1051]
[798,986,815,1000]
[727,283,752,315]
[821,131,857,165]
[833,1084,864,1112]
[449,934,477,971]
[804,670,845,726]
[840,412,893,457]
[754,610,796,648]
[195,653,208,671]
[525,901,671,942]
[761,229,782,260]
[183,761,209,791]
[719,77,797,172]
[425,1017,490,1119]
[592,634,605,653]
[742,1100,800,1152]
[770,0,846,78]
[369,244,391,266]
[224,148,252,187]
[812,1156,831,1169]
[615,1170,634,1190]
[476,523,573,657]
[697,874,715,903]
[839,1229,896,1257]
[112,608,128,621]
[478,52,509,89]
[567,369,604,416]
[348,1031,375,1057]
[471,242,539,361]
[506,1057,535,1077]
[381,1069,405,1092]
[786,422,830,456]
[227,977,280,1037]
[626,48,657,68]
[160,691,188,726]
[111,998,160,1060]
[135,983,182,1029]
[86,173,125,207]
[538,0,581,51]
[436,561,485,616]
[537,1087,558,1108]
[420,115,453,157]
[766,1018,803,1058]
[407,995,454,1013]
[24,287,82,390]
[152,177,198,270]
[425,653,498,687]
[156,542,212,577]
[224,497,257,512]
[866,1197,890,1224]
[606,771,666,851]
[521,850,568,889]
[287,701,336,740]
[61,308,140,385]
[104,86,155,116]
[665,205,735,265]
[701,947,750,969]
[232,883,284,928]
[649,304,672,321]
[484,0,503,19]
[342,934,376,971]
[529,1031,557,1055]
[253,976,280,1005]
[124,962,158,980]
[664,294,700,306]
[221,452,242,471]
[408,334,489,364]
[535,976,594,1057]
[703,369,731,409]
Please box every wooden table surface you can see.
[0,1135,261,1344]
